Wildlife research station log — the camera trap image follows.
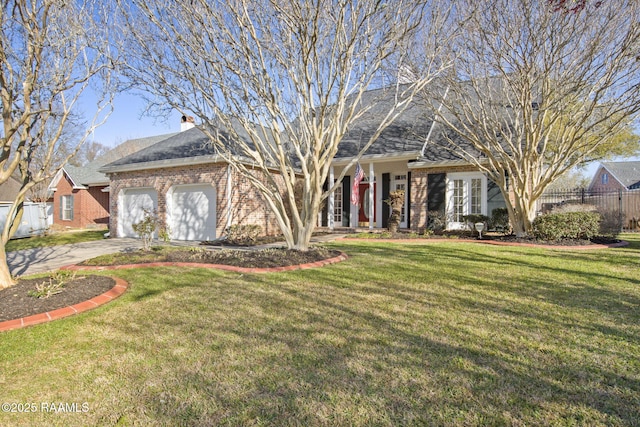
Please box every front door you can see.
[358,183,376,225]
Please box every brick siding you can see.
[52,176,109,228]
[409,165,478,230]
[108,163,284,239]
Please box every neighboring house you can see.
[101,88,508,241]
[588,161,640,192]
[0,172,52,238]
[48,133,177,228]
[0,172,23,204]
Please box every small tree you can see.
[132,210,159,251]
[0,0,116,288]
[385,190,406,234]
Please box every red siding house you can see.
[588,161,640,192]
[48,133,177,229]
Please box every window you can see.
[61,195,74,221]
[392,175,407,225]
[446,173,487,229]
[471,178,482,214]
[333,184,342,224]
[601,173,609,185]
[452,179,464,223]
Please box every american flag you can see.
[351,163,364,206]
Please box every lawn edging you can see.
[59,251,349,273]
[0,251,348,332]
[0,277,128,332]
[340,237,629,250]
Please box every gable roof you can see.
[57,132,177,187]
[0,172,23,203]
[597,161,640,190]
[101,85,480,173]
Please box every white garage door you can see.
[120,188,158,238]
[170,184,216,241]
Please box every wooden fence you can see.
[536,188,640,232]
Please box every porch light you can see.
[474,222,485,239]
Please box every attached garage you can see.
[119,188,158,238]
[168,184,216,241]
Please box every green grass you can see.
[6,230,106,252]
[1,235,639,426]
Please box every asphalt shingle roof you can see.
[602,161,640,190]
[101,85,478,171]
[66,133,177,186]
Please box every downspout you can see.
[226,164,233,231]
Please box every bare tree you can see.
[0,0,116,288]
[117,0,457,250]
[424,0,640,236]
[72,140,110,166]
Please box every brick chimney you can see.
[181,115,195,132]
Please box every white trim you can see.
[369,163,374,229]
[408,159,475,169]
[226,165,233,229]
[445,172,487,230]
[331,151,421,167]
[100,155,226,174]
[391,174,409,228]
[328,166,335,229]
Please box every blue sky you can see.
[89,92,182,148]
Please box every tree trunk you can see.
[0,244,16,289]
[506,188,537,237]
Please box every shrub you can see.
[490,208,510,233]
[532,211,602,241]
[225,224,262,245]
[28,270,77,299]
[426,211,447,232]
[132,209,159,251]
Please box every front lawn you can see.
[1,236,639,426]
[6,229,106,252]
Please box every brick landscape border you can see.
[0,277,128,332]
[0,251,348,332]
[59,251,348,273]
[341,237,629,250]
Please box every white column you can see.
[328,166,335,230]
[369,163,374,230]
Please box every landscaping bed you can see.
[0,275,114,322]
[1,246,341,324]
[79,246,341,268]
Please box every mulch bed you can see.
[164,247,342,268]
[0,275,115,322]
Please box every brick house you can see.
[49,133,177,229]
[588,161,640,192]
[101,90,508,241]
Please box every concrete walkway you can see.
[8,238,144,277]
[7,234,348,278]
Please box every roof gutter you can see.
[99,155,227,174]
[330,151,422,167]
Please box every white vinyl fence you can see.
[0,202,53,239]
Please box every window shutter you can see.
[427,173,446,213]
[69,196,74,221]
[342,176,350,227]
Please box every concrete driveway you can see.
[7,238,143,277]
